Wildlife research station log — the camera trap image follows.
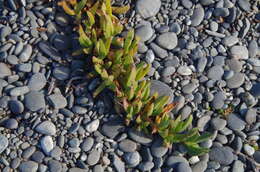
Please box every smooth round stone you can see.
[10,86,30,96]
[124,152,140,167]
[222,36,239,46]
[166,156,189,168]
[24,91,46,112]
[136,0,161,19]
[145,49,155,63]
[227,113,246,131]
[191,5,204,26]
[181,0,193,9]
[151,138,168,157]
[2,118,18,129]
[247,58,260,67]
[9,100,24,114]
[213,8,230,17]
[55,13,69,26]
[0,135,8,153]
[135,24,153,42]
[177,66,192,76]
[93,165,104,172]
[182,83,197,94]
[245,108,257,124]
[226,59,243,72]
[212,91,225,109]
[250,83,260,98]
[211,118,227,130]
[248,40,258,58]
[11,158,21,169]
[53,34,70,50]
[19,45,32,62]
[128,128,153,145]
[48,160,62,172]
[0,63,12,78]
[197,57,207,73]
[232,160,244,172]
[101,117,124,139]
[162,66,176,77]
[40,136,54,155]
[209,147,234,165]
[35,121,56,135]
[150,43,168,59]
[0,26,12,40]
[238,0,251,11]
[156,32,178,50]
[19,161,38,172]
[207,66,224,80]
[150,80,173,103]
[230,46,249,59]
[226,72,245,88]
[175,162,192,172]
[48,94,67,109]
[138,161,154,171]
[85,119,100,133]
[22,146,36,159]
[69,168,87,172]
[244,144,255,156]
[7,55,19,65]
[53,66,70,80]
[0,96,10,108]
[113,154,125,172]
[31,151,45,163]
[119,139,137,152]
[28,73,47,91]
[81,137,94,152]
[87,149,101,166]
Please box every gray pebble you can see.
[48,93,67,109]
[9,100,24,114]
[191,5,204,26]
[0,135,8,153]
[209,146,234,165]
[19,161,38,172]
[156,32,178,50]
[28,73,47,91]
[227,113,246,131]
[19,45,32,62]
[0,63,12,78]
[136,0,161,19]
[35,121,56,135]
[24,91,46,112]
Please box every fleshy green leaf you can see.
[185,143,209,156]
[75,0,88,14]
[112,5,130,14]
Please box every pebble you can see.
[9,86,29,96]
[177,66,192,76]
[124,152,140,167]
[53,34,70,50]
[175,162,192,172]
[211,118,227,130]
[93,165,104,172]
[222,36,239,47]
[136,0,161,19]
[128,128,153,145]
[135,24,153,42]
[250,82,260,98]
[7,55,19,65]
[212,91,225,109]
[113,154,125,172]
[119,139,137,152]
[87,149,101,166]
[53,66,70,80]
[248,40,258,58]
[197,57,207,73]
[35,121,56,135]
[150,43,168,59]
[253,151,260,163]
[24,91,46,112]
[28,73,47,91]
[207,65,224,80]
[166,156,189,168]
[55,13,69,26]
[191,5,204,26]
[101,117,124,139]
[226,72,245,89]
[19,44,32,62]
[0,63,12,78]
[145,49,155,63]
[230,46,249,60]
[19,161,38,172]
[238,0,251,12]
[31,151,45,163]
[232,160,244,172]
[150,80,173,103]
[81,137,94,152]
[0,26,12,40]
[156,32,178,50]
[138,161,154,171]
[85,119,100,133]
[40,136,54,155]
[192,161,207,172]
[48,160,62,172]
[245,108,257,124]
[209,147,234,165]
[243,144,255,156]
[38,42,61,61]
[2,118,18,129]
[9,100,24,114]
[48,93,67,109]
[0,135,8,154]
[227,113,246,131]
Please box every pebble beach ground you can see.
[0,0,260,172]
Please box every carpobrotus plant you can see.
[58,0,212,156]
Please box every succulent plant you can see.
[59,0,212,156]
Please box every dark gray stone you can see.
[176,162,192,172]
[9,100,24,114]
[101,117,124,139]
[48,93,67,109]
[128,128,153,145]
[209,147,234,165]
[24,91,45,112]
[19,45,32,62]
[135,24,153,42]
[53,66,70,80]
[230,46,249,60]
[2,118,18,129]
[38,42,61,61]
[19,161,38,172]
[28,73,47,91]
[119,139,137,152]
[227,113,246,131]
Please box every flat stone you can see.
[207,66,224,80]
[40,136,54,155]
[19,161,38,172]
[48,93,67,109]
[138,161,154,171]
[238,0,251,12]
[24,91,45,112]
[53,66,70,80]
[211,118,227,130]
[0,26,12,40]
[227,113,246,131]
[7,55,19,65]
[244,144,255,156]
[245,108,257,124]
[150,80,173,103]
[253,151,260,163]
[197,57,207,73]
[182,83,197,94]
[156,32,178,50]
[87,149,100,166]
[0,135,8,153]
[38,42,61,61]
[85,119,99,133]
[135,24,153,42]
[212,91,225,109]
[113,154,125,172]
[55,13,69,26]
[35,121,56,135]
[222,36,239,47]
[2,118,18,129]
[230,46,249,59]
[19,44,32,62]
[48,160,62,172]
[119,139,137,152]
[101,117,124,139]
[10,86,29,96]
[226,72,245,88]
[9,100,24,114]
[124,152,141,167]
[128,128,153,145]
[53,34,70,50]
[151,138,168,157]
[191,5,204,26]
[136,0,161,19]
[81,137,94,152]
[0,63,11,78]
[176,162,192,172]
[177,66,192,76]
[209,146,234,165]
[28,73,47,91]
[226,59,243,72]
[232,160,244,172]
[150,43,168,59]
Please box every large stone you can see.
[0,63,11,78]
[35,121,56,135]
[230,46,249,59]
[19,161,38,172]
[135,24,153,42]
[209,146,234,165]
[136,0,161,19]
[156,32,178,50]
[28,73,47,91]
[24,91,46,112]
[227,113,246,131]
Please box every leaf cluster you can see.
[59,0,212,156]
